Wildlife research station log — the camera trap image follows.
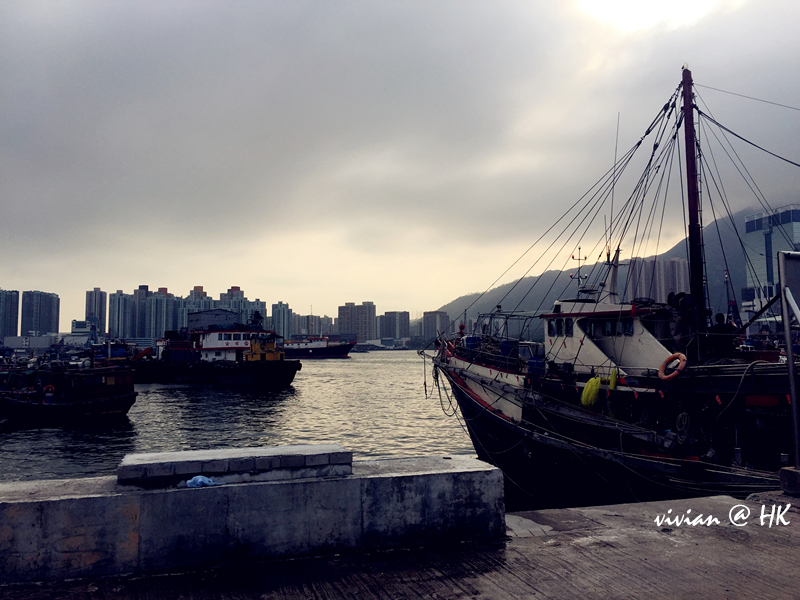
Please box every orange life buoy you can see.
[658,353,687,381]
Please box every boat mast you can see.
[682,68,707,337]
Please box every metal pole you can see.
[778,253,800,469]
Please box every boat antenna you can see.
[682,67,708,344]
[570,247,589,289]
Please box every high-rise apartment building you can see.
[380,311,410,339]
[85,287,107,334]
[0,289,19,339]
[338,303,356,337]
[355,302,376,343]
[272,301,292,340]
[423,311,450,340]
[338,301,377,342]
[133,285,152,337]
[109,290,136,339]
[20,291,60,335]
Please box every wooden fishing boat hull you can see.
[0,366,138,424]
[437,354,786,509]
[0,392,138,423]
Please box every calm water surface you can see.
[0,352,474,482]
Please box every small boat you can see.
[425,68,799,509]
[0,361,137,424]
[281,337,354,359]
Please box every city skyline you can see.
[3,2,799,335]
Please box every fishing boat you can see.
[281,337,355,359]
[0,360,137,424]
[425,69,799,509]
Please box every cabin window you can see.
[224,333,232,340]
[215,351,222,357]
[518,346,532,360]
[548,320,556,336]
[233,334,241,340]
[625,318,634,336]
[565,318,574,337]
[603,321,613,336]
[218,333,223,340]
[556,319,564,336]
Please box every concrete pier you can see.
[0,445,504,584]
[3,492,799,599]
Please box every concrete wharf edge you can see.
[3,492,800,599]
[0,448,505,585]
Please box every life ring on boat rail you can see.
[658,353,687,381]
[44,385,55,393]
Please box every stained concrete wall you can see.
[0,451,504,584]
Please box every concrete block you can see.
[117,463,146,482]
[202,459,229,474]
[279,454,305,468]
[228,457,256,473]
[145,462,175,478]
[306,453,330,466]
[225,478,362,556]
[0,494,141,583]
[174,461,203,476]
[330,451,353,465]
[255,455,279,471]
[138,486,229,573]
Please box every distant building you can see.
[380,311,410,339]
[133,285,152,338]
[85,287,107,334]
[355,302,376,342]
[0,289,19,340]
[742,205,800,313]
[338,303,356,337]
[423,311,450,340]
[272,301,292,340]
[109,290,136,339]
[337,301,377,342]
[20,291,60,335]
[187,309,239,331]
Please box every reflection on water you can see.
[0,352,474,482]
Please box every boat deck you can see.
[4,491,798,599]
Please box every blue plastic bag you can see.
[186,475,222,488]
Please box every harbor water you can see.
[0,351,474,482]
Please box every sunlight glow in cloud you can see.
[575,0,744,32]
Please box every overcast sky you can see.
[3,0,799,331]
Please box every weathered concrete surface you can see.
[2,493,798,599]
[0,452,504,584]
[117,444,354,485]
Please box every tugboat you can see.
[197,329,302,387]
[425,68,799,509]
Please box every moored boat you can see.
[281,337,354,359]
[0,362,137,424]
[198,329,302,387]
[425,69,799,509]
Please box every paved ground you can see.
[3,492,799,599]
